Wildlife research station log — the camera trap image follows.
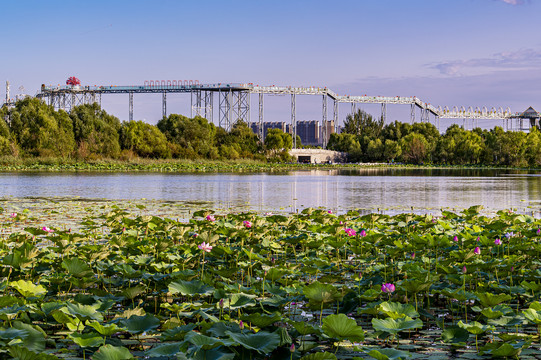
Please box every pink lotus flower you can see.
[474,246,481,255]
[193,233,199,238]
[10,213,16,218]
[327,210,333,214]
[476,237,480,242]
[453,236,458,242]
[360,230,367,237]
[198,242,213,253]
[381,283,395,293]
[206,215,215,222]
[243,220,252,228]
[239,320,244,329]
[537,228,541,235]
[462,266,467,274]
[42,226,54,233]
[411,252,416,259]
[290,343,295,353]
[494,238,502,245]
[344,228,356,237]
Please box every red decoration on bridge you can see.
[66,77,81,86]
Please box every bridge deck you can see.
[36,82,520,120]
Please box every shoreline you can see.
[0,157,540,172]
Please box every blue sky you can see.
[1,0,540,129]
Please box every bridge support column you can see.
[219,89,233,131]
[232,91,249,127]
[204,91,213,123]
[191,90,202,118]
[258,93,264,140]
[351,103,357,116]
[410,104,415,124]
[162,92,167,119]
[381,103,387,123]
[291,93,296,149]
[322,95,327,148]
[129,92,133,121]
[333,100,338,134]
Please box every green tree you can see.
[343,109,384,138]
[157,114,218,158]
[400,133,429,164]
[383,139,401,162]
[265,128,286,154]
[216,120,262,159]
[382,121,412,141]
[70,103,121,158]
[524,128,541,166]
[0,108,15,156]
[119,120,171,158]
[9,98,75,157]
[366,138,384,161]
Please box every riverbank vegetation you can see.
[329,109,541,166]
[2,99,541,167]
[1,203,541,359]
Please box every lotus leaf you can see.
[522,308,541,324]
[371,317,423,335]
[10,280,47,298]
[65,303,104,322]
[186,331,236,350]
[475,292,513,308]
[322,313,364,342]
[225,294,257,309]
[378,302,419,319]
[300,353,337,360]
[488,315,524,327]
[8,346,59,360]
[440,326,469,344]
[225,330,281,354]
[121,314,160,334]
[145,342,184,357]
[88,322,124,337]
[189,347,235,360]
[364,348,412,360]
[289,321,322,336]
[240,312,281,328]
[92,345,134,360]
[68,332,104,348]
[169,280,214,297]
[161,324,197,341]
[457,321,495,335]
[480,340,530,357]
[303,281,343,309]
[62,257,93,278]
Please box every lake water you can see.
[1,168,541,215]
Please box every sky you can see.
[1,0,540,130]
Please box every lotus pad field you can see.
[2,203,541,359]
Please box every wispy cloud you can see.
[499,0,525,5]
[429,48,541,76]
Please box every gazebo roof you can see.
[518,106,540,118]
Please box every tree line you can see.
[1,99,539,166]
[328,109,541,166]
[0,98,296,161]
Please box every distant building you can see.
[297,120,320,146]
[251,120,336,147]
[250,121,287,139]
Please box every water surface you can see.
[1,168,541,214]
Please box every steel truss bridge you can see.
[35,82,523,146]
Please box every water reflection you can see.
[0,168,540,214]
